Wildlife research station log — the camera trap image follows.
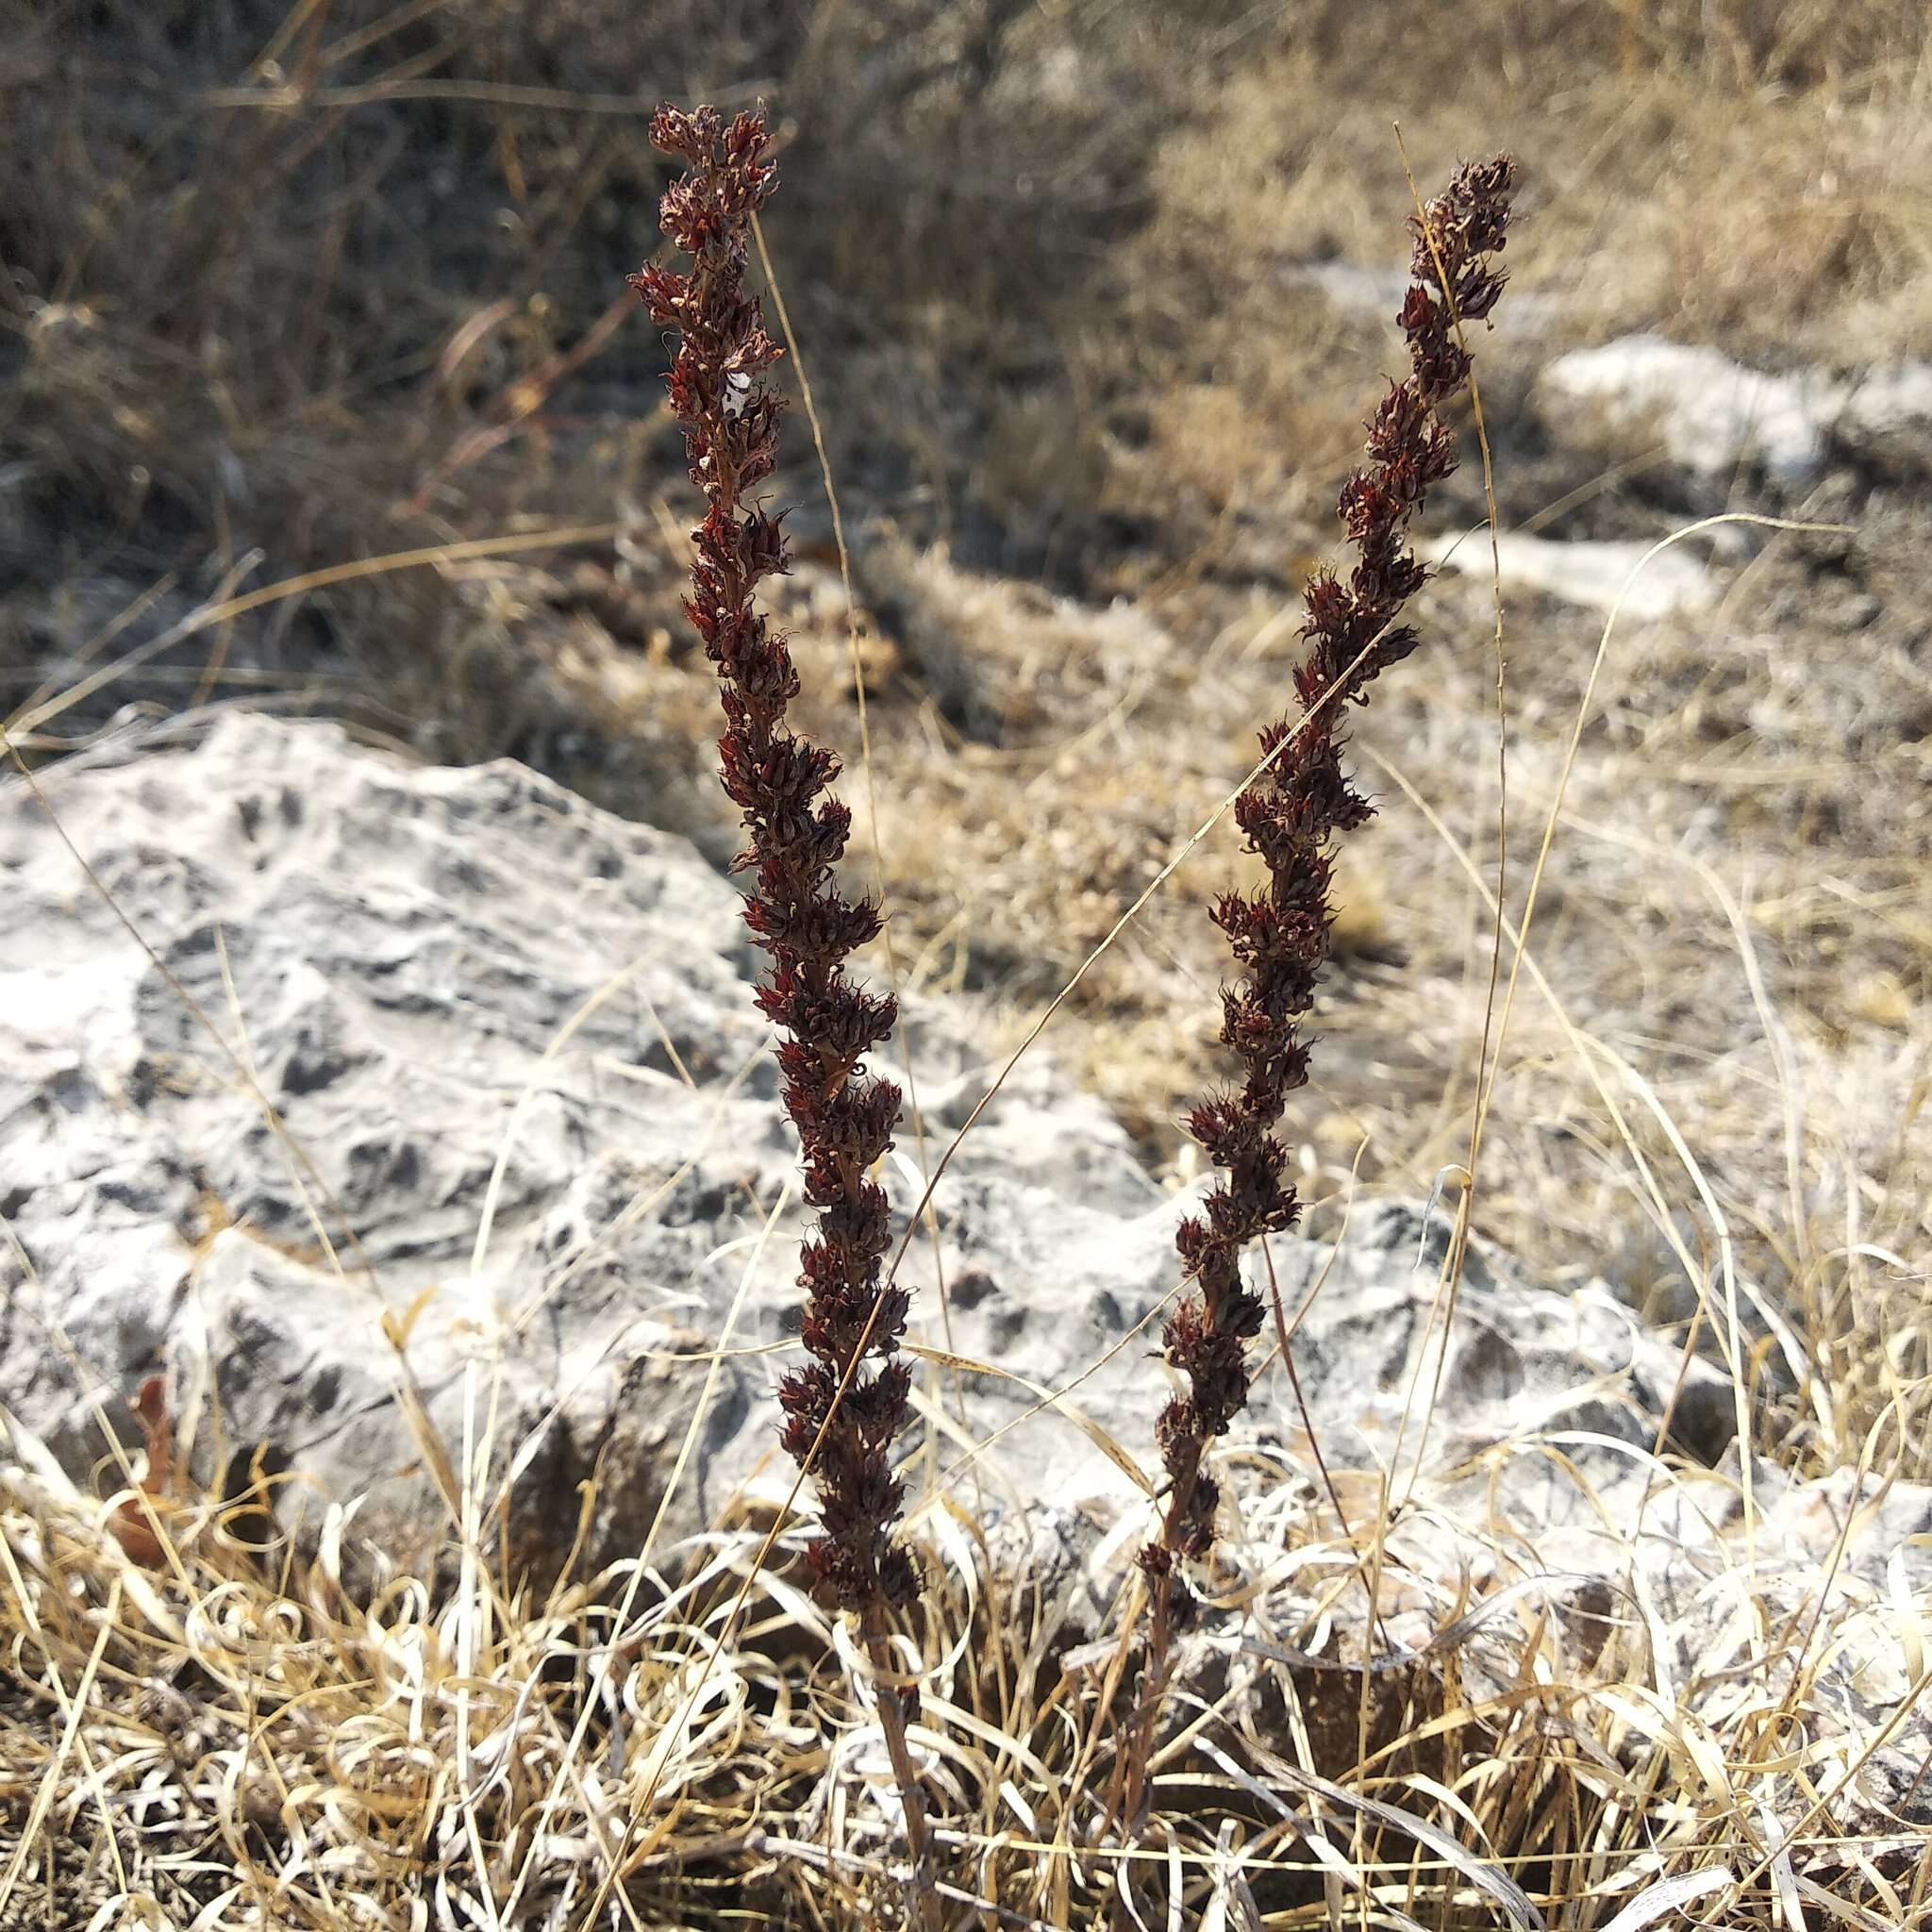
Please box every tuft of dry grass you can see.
[5,1359,1931,1928]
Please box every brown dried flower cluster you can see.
[630,106,917,1619]
[1141,154,1521,1618]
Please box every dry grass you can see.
[5,1292,1930,1927]
[5,1,1932,1925]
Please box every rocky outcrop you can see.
[1420,528,1719,619]
[0,711,1735,1581]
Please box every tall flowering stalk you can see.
[1124,154,1519,1819]
[630,107,938,1915]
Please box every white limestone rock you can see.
[1537,334,1932,494]
[0,713,1732,1591]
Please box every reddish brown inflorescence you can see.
[631,106,917,1619]
[1141,155,1520,1619]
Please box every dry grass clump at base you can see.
[4,1362,1930,1928]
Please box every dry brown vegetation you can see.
[3,2,1931,1927]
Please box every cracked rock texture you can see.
[0,717,1864,1595]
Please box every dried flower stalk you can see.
[1124,152,1520,1821]
[630,105,939,1921]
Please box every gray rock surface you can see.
[1420,529,1718,620]
[0,716,1824,1583]
[1537,333,1932,494]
